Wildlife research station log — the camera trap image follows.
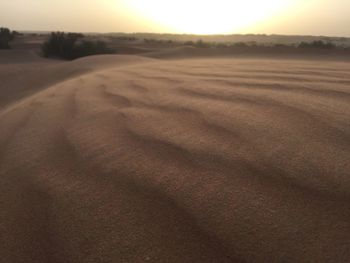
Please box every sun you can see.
[121,0,297,34]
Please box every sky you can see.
[0,0,349,37]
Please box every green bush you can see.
[0,27,16,49]
[182,40,211,48]
[42,32,115,60]
[298,40,336,49]
[215,43,229,48]
[232,42,248,48]
[183,41,195,46]
[194,39,211,48]
[143,38,174,45]
[114,36,137,41]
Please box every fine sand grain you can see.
[1,52,350,262]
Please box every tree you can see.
[42,32,114,60]
[0,27,15,49]
[195,39,210,48]
[298,40,336,49]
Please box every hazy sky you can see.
[1,0,349,36]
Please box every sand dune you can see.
[1,53,350,263]
[0,53,155,109]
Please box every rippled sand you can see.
[1,54,350,262]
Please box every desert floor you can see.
[1,45,350,262]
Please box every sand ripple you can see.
[1,56,350,262]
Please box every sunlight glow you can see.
[121,0,297,34]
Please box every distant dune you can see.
[1,47,350,263]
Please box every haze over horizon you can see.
[1,0,350,37]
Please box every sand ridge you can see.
[0,54,350,262]
[0,53,156,110]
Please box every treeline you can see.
[298,40,336,49]
[140,37,339,50]
[42,32,115,60]
[183,40,254,48]
[0,27,20,49]
[182,39,338,49]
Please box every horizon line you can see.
[10,29,350,39]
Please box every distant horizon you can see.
[10,29,350,39]
[1,0,350,37]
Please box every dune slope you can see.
[1,56,350,263]
[0,53,155,109]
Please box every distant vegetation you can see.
[42,32,115,60]
[144,38,174,45]
[183,40,261,48]
[113,36,137,41]
[181,39,339,49]
[106,34,342,49]
[0,27,19,49]
[298,40,336,49]
[183,39,212,48]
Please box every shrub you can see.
[215,43,229,48]
[194,39,211,48]
[273,44,289,48]
[42,32,115,60]
[0,27,16,49]
[183,41,195,46]
[114,36,137,41]
[144,38,162,44]
[298,40,336,49]
[232,42,248,48]
[183,39,211,48]
[143,38,174,45]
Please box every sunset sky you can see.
[1,0,349,36]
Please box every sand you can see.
[1,50,350,263]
